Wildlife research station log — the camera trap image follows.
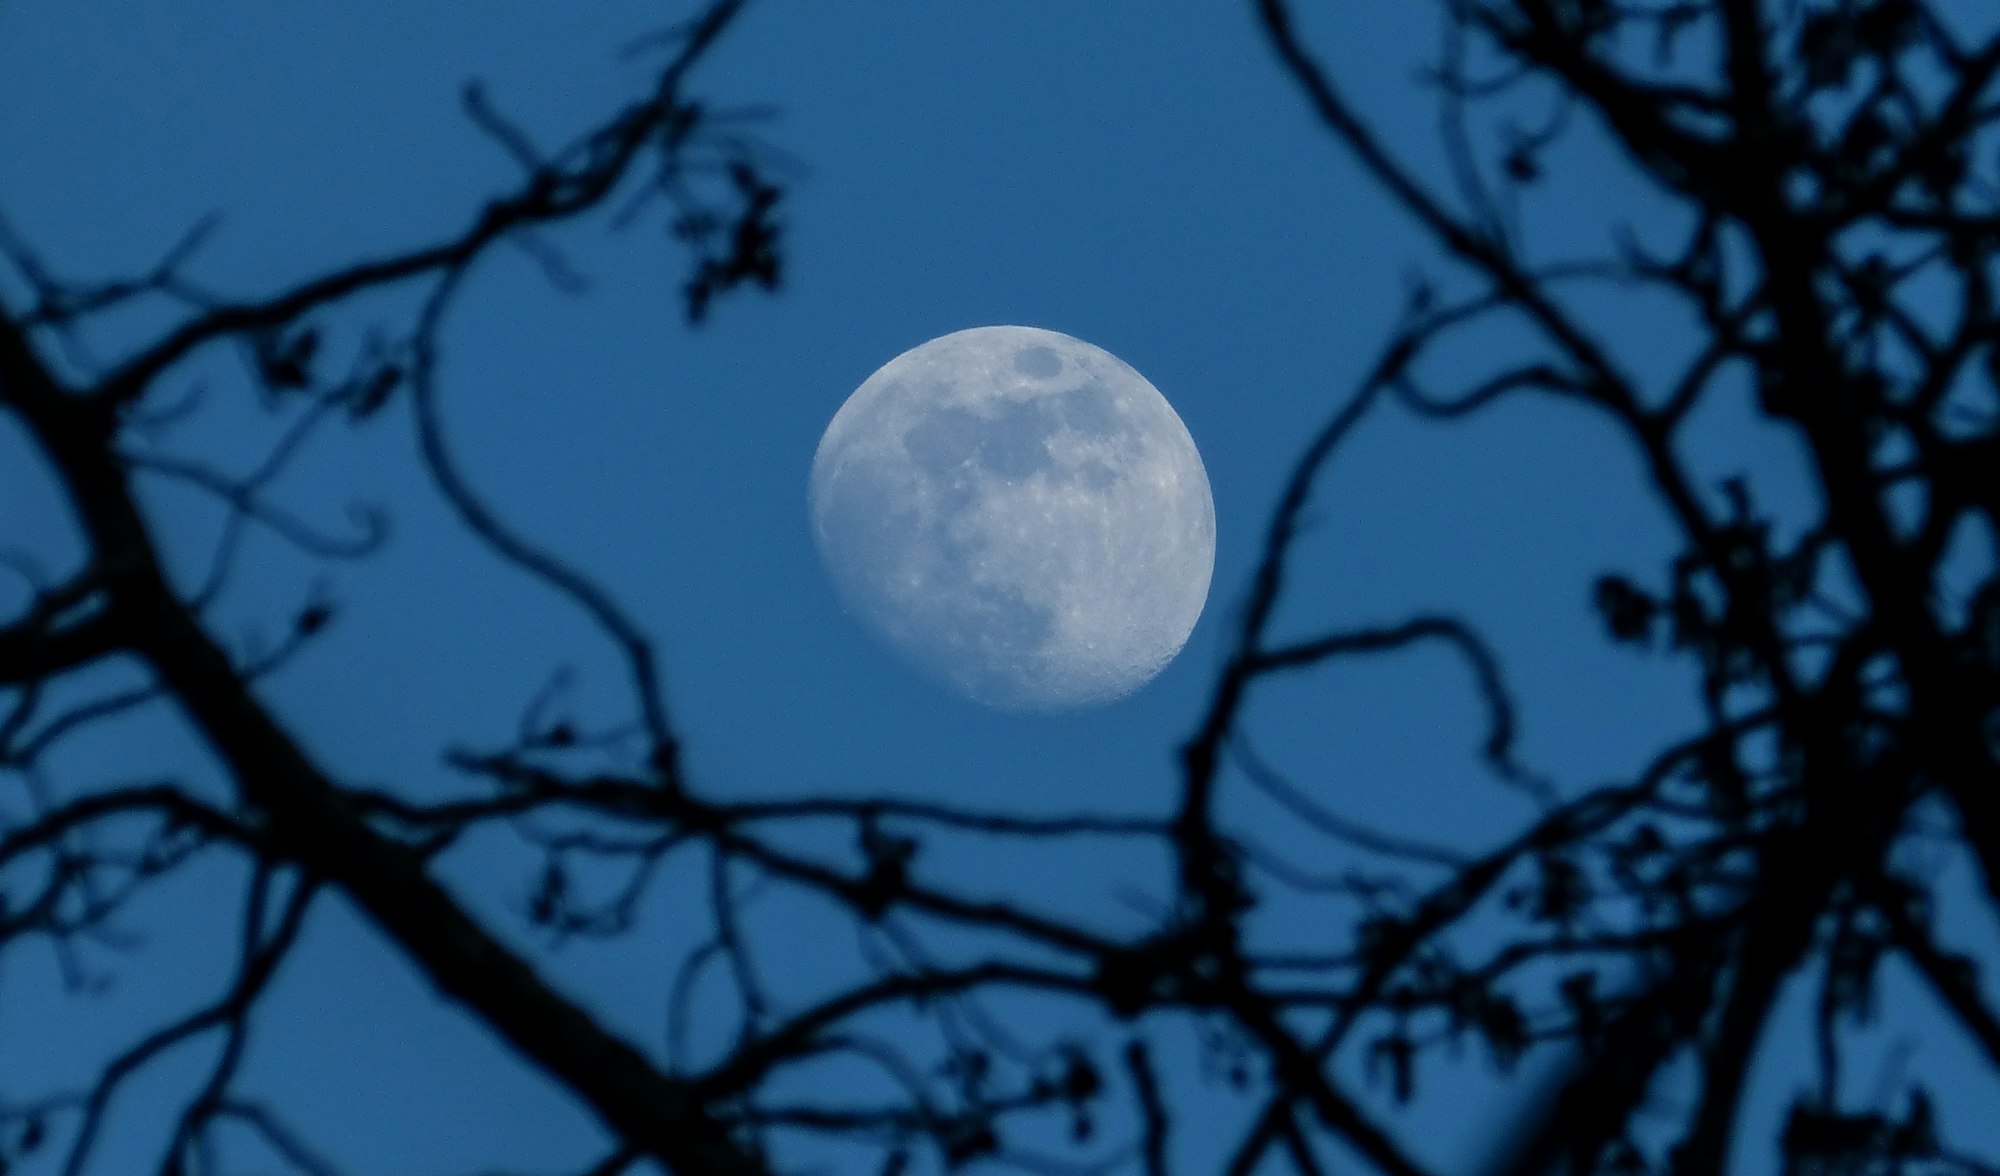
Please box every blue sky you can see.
[2,2,1996,1174]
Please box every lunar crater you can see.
[1014,344,1062,378]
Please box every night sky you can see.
[2,3,1996,1174]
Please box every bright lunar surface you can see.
[810,325,1216,710]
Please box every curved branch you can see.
[1253,613,1549,802]
[90,0,749,409]
[409,272,682,778]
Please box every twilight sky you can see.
[2,2,1996,1174]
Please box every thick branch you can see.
[0,316,765,1176]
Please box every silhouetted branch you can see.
[407,271,684,780]
[209,1100,346,1176]
[1124,1042,1170,1176]
[89,0,752,409]
[1230,735,1472,867]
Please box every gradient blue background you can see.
[1,3,1995,1174]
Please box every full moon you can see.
[809,325,1215,710]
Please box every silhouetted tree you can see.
[4,2,2000,1175]
[1250,1,2000,1172]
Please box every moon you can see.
[809,325,1215,710]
